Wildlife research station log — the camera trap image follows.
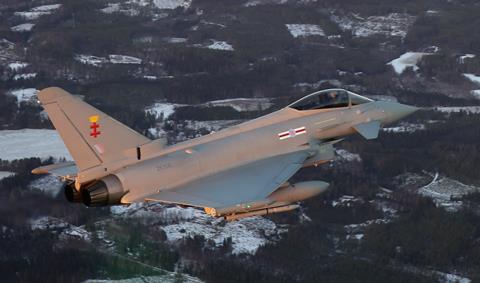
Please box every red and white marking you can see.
[278,126,307,140]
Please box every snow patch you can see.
[11,23,35,32]
[205,40,234,51]
[153,0,192,9]
[164,37,188,43]
[332,195,364,208]
[101,3,121,13]
[100,3,138,16]
[383,122,425,133]
[434,106,480,114]
[336,149,361,162]
[0,129,71,161]
[74,54,108,66]
[244,0,288,7]
[7,88,38,105]
[13,73,37,80]
[111,204,288,255]
[417,174,480,212]
[14,4,61,20]
[471,90,480,99]
[0,171,15,180]
[463,73,480,85]
[30,216,69,230]
[109,54,142,64]
[434,271,471,283]
[30,216,91,241]
[145,103,183,119]
[462,74,480,99]
[387,52,432,74]
[29,175,64,197]
[331,13,415,38]
[293,79,342,90]
[75,54,142,66]
[458,54,475,64]
[344,218,390,241]
[203,98,273,112]
[8,62,28,71]
[84,274,204,283]
[286,24,325,38]
[184,120,241,133]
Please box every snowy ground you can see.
[30,216,91,241]
[383,122,426,133]
[344,219,390,241]
[331,13,415,38]
[471,90,480,99]
[7,88,38,105]
[145,103,184,119]
[183,120,241,133]
[0,171,15,180]
[463,73,480,98]
[85,275,203,283]
[8,61,28,71]
[293,79,342,90]
[417,173,480,212]
[146,97,271,121]
[332,195,364,208]
[163,37,188,43]
[29,175,64,197]
[286,24,325,38]
[458,54,475,64]
[202,98,273,112]
[197,40,234,51]
[11,23,35,32]
[463,73,480,84]
[13,73,37,80]
[100,3,139,16]
[109,54,142,64]
[387,52,432,74]
[111,204,288,255]
[14,4,61,20]
[153,0,192,9]
[244,0,287,7]
[75,54,142,66]
[0,129,71,161]
[335,149,361,162]
[434,106,480,114]
[74,55,108,66]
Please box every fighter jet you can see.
[32,87,417,220]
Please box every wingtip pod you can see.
[37,87,70,104]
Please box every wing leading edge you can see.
[145,150,310,210]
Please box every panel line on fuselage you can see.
[314,117,337,125]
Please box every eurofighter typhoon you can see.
[33,87,417,220]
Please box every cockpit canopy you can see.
[289,89,373,111]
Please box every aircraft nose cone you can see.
[383,102,418,124]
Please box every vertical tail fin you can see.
[38,87,150,171]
